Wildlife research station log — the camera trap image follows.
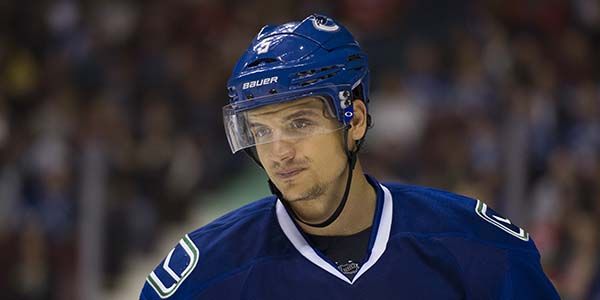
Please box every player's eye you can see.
[290,118,314,130]
[253,126,272,139]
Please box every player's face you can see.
[249,97,349,222]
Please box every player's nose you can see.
[269,139,296,163]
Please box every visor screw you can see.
[339,90,351,101]
[228,86,236,98]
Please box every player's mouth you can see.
[275,168,306,180]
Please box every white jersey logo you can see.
[146,235,199,298]
[475,200,529,241]
[312,18,339,32]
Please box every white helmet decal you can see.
[312,17,339,32]
[255,39,272,54]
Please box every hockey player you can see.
[140,14,560,299]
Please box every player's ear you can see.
[349,99,367,142]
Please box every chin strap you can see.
[247,126,364,228]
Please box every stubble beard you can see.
[284,161,349,212]
[286,182,327,203]
[270,157,328,203]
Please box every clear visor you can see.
[224,96,345,153]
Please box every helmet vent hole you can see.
[246,58,279,68]
[297,69,317,78]
[347,54,362,61]
[301,78,319,86]
[299,72,339,86]
[319,66,335,72]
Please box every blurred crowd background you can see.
[0,0,599,299]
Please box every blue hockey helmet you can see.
[224,14,370,153]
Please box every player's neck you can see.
[298,161,377,236]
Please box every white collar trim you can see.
[275,184,393,285]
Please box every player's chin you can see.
[279,187,305,202]
[279,186,314,203]
[273,175,317,200]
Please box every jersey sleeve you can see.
[138,198,277,300]
[499,250,561,299]
[438,236,559,299]
[139,234,201,300]
[429,192,559,298]
[468,200,560,298]
[380,184,560,298]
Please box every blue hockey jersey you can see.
[140,176,560,299]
